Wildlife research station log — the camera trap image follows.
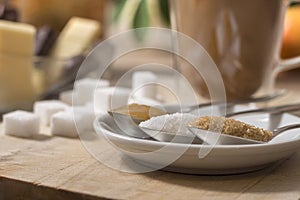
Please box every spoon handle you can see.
[226,103,300,118]
[273,123,300,137]
[186,90,285,113]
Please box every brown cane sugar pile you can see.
[189,116,273,142]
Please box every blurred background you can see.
[3,0,300,68]
[8,0,299,56]
[3,0,300,70]
[1,0,300,112]
[2,0,173,79]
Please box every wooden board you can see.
[1,127,300,200]
[1,71,300,200]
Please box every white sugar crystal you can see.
[132,71,157,99]
[3,110,40,138]
[34,100,69,126]
[139,113,197,136]
[93,87,131,112]
[74,78,109,104]
[51,111,81,138]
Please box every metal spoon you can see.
[164,90,285,113]
[139,126,203,144]
[107,92,285,140]
[108,111,151,139]
[187,123,300,145]
[226,102,300,117]
[226,103,300,131]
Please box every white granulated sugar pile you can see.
[139,113,197,136]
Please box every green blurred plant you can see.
[112,0,170,41]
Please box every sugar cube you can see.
[59,90,85,106]
[94,87,131,112]
[50,111,81,138]
[132,71,157,99]
[74,78,109,104]
[3,110,40,138]
[70,105,95,132]
[34,100,69,126]
[59,90,73,105]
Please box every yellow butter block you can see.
[32,68,46,96]
[0,21,36,111]
[51,17,101,58]
[0,20,36,56]
[0,55,35,110]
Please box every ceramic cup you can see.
[170,0,300,100]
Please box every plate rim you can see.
[94,113,300,150]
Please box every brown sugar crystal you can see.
[189,116,273,142]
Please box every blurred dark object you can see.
[39,55,85,100]
[35,26,57,56]
[0,0,19,21]
[39,40,114,100]
[159,0,170,25]
[61,54,86,79]
[291,2,300,6]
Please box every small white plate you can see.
[94,108,300,175]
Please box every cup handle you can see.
[275,0,300,74]
[277,56,300,73]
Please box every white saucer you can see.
[94,109,300,175]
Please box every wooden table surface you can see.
[1,70,300,200]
